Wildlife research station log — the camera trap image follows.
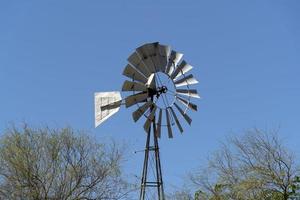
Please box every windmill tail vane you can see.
[94,91,122,127]
[94,42,200,200]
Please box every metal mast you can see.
[139,98,165,200]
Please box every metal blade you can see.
[157,44,171,72]
[95,92,122,127]
[158,44,171,58]
[146,73,156,90]
[136,43,157,57]
[165,109,173,138]
[125,92,148,108]
[169,107,183,133]
[176,96,198,111]
[151,54,164,73]
[122,80,147,92]
[170,60,192,80]
[149,43,162,72]
[136,43,158,73]
[132,101,152,122]
[166,50,183,75]
[143,105,157,132]
[174,103,192,125]
[156,109,163,138]
[151,42,161,72]
[174,74,198,87]
[128,52,151,77]
[123,64,148,83]
[174,60,193,80]
[141,57,156,73]
[176,89,200,98]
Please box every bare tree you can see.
[0,125,131,200]
[190,128,299,200]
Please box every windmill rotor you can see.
[120,42,199,138]
[94,42,200,200]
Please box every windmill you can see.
[95,42,199,200]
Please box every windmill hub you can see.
[148,85,168,98]
[157,86,168,95]
[155,85,168,99]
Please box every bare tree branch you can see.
[0,125,132,200]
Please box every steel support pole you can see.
[139,126,151,200]
[153,119,165,200]
[139,103,165,200]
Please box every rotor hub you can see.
[147,86,167,98]
[156,86,168,98]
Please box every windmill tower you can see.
[95,42,199,200]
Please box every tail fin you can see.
[94,91,122,127]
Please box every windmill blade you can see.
[123,64,148,83]
[169,107,183,133]
[148,43,162,72]
[176,89,200,98]
[156,109,163,138]
[146,73,156,89]
[176,95,198,111]
[174,60,193,81]
[174,74,198,87]
[128,52,151,77]
[166,50,183,76]
[143,105,157,132]
[125,92,148,108]
[122,80,147,92]
[136,43,157,57]
[95,92,122,127]
[170,60,193,80]
[151,54,165,73]
[165,109,173,138]
[174,103,192,125]
[132,101,152,122]
[136,43,159,73]
[157,44,171,72]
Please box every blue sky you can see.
[1,0,300,195]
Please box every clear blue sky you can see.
[1,0,300,195]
